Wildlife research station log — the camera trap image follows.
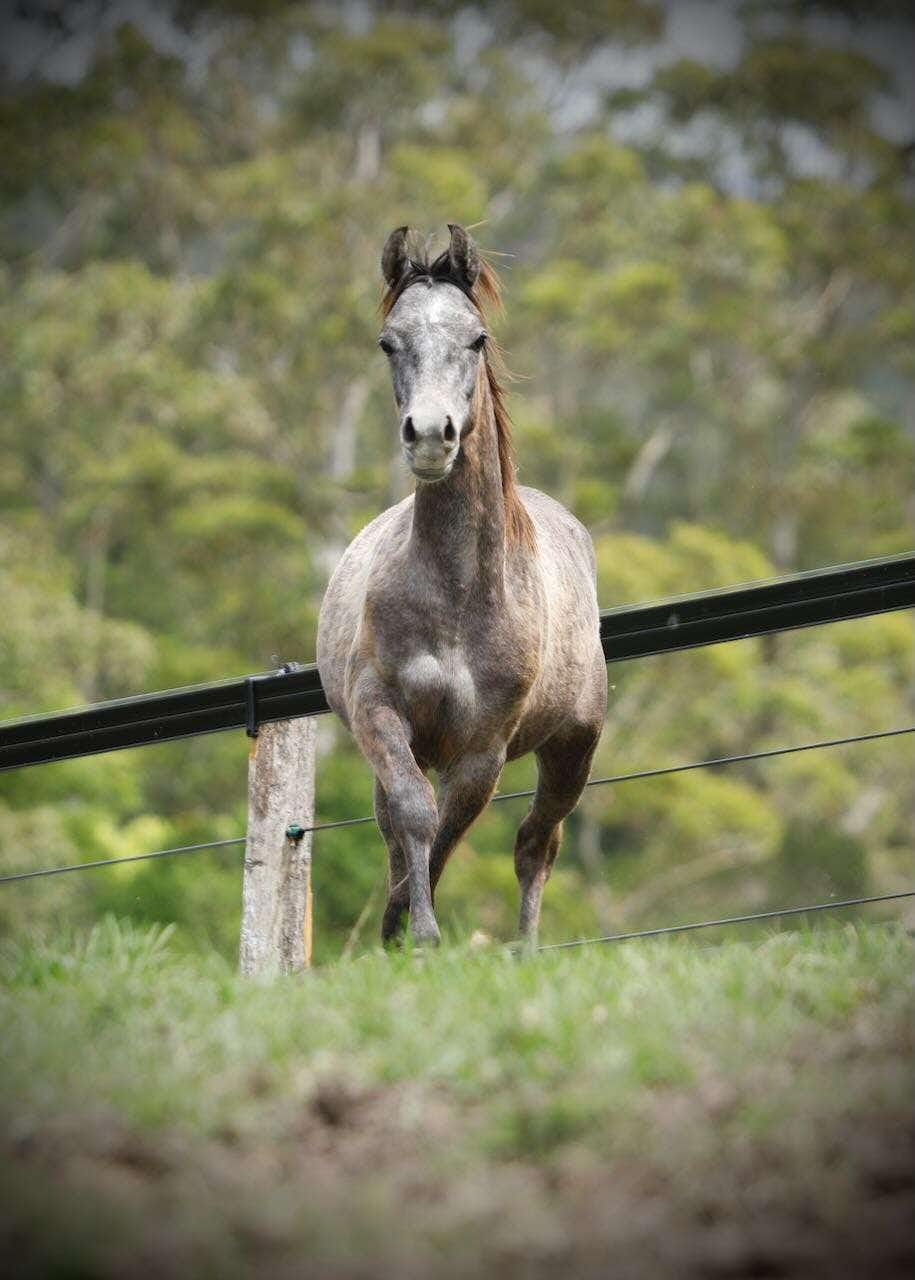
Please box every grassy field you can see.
[0,918,912,1279]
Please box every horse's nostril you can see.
[402,416,416,445]
[443,416,456,445]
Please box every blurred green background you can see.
[0,0,912,961]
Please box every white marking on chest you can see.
[399,648,477,718]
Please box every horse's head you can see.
[378,224,490,483]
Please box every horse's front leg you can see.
[351,673,440,945]
[374,776,412,943]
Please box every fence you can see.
[1,551,914,970]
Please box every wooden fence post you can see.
[239,716,316,976]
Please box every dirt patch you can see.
[1,1067,912,1280]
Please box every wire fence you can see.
[535,890,915,951]
[2,722,913,948]
[2,551,913,954]
[3,721,913,884]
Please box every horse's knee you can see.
[386,775,438,849]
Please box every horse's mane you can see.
[380,246,535,552]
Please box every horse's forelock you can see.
[379,246,502,318]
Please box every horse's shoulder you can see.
[328,495,412,582]
[321,496,413,627]
[353,493,414,551]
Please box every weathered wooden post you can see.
[239,699,317,977]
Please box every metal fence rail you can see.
[1,551,913,773]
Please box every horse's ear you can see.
[447,223,481,290]
[381,226,411,289]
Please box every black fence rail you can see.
[2,551,914,773]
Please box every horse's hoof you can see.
[411,920,441,948]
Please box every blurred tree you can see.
[612,13,915,567]
[0,0,912,956]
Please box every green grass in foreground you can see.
[0,919,913,1278]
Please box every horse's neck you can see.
[409,387,506,600]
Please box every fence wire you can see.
[0,837,248,884]
[2,722,913,887]
[536,890,915,952]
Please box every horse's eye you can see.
[469,333,487,352]
[378,336,395,355]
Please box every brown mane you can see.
[380,249,535,551]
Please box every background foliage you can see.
[1,0,912,960]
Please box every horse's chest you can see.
[395,646,477,729]
[364,580,539,760]
[389,635,526,764]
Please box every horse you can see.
[316,224,607,946]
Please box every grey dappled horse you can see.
[317,225,607,946]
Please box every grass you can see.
[0,918,913,1277]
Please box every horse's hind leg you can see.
[514,721,601,944]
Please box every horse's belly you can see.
[396,648,478,762]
